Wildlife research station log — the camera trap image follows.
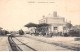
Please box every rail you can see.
[8,35,22,51]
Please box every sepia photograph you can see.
[0,0,80,51]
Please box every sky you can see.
[0,0,80,31]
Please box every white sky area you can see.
[0,0,80,31]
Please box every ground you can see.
[0,36,9,51]
[0,34,80,51]
[13,34,80,51]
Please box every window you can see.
[54,27,58,30]
[63,27,66,30]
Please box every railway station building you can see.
[38,11,67,36]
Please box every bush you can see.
[0,30,9,36]
[75,38,80,41]
[64,33,69,37]
[41,33,46,36]
[47,33,53,37]
[34,33,39,36]
[68,30,80,37]
[19,29,24,35]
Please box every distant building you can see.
[39,11,67,36]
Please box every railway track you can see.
[24,36,80,51]
[8,35,80,51]
[8,35,22,51]
[8,35,37,51]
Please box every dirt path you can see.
[0,36,9,51]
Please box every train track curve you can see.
[8,35,22,51]
[8,35,37,51]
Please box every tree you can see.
[66,23,72,29]
[37,23,50,36]
[0,30,9,36]
[19,29,24,35]
[5,30,9,34]
[0,27,3,30]
[0,27,3,35]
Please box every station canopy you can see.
[24,23,50,28]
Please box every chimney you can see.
[53,11,57,17]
